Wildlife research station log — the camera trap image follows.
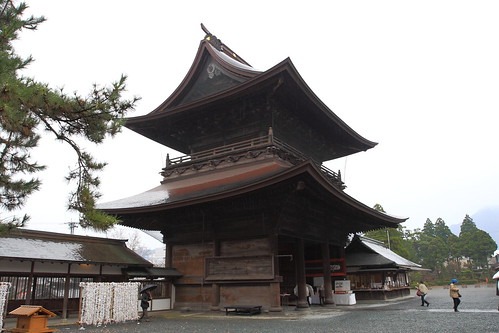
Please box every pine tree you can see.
[0,1,138,231]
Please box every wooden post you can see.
[321,243,334,305]
[295,238,308,309]
[210,240,221,311]
[62,264,71,319]
[78,286,83,326]
[165,243,173,268]
[269,234,282,312]
[25,262,35,305]
[210,284,220,311]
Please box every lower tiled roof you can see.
[0,229,152,266]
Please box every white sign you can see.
[334,280,351,292]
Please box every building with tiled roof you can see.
[98,25,407,311]
[346,235,428,300]
[0,229,180,317]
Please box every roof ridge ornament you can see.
[201,23,223,50]
[200,23,252,67]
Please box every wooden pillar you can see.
[162,230,172,268]
[211,284,220,311]
[210,240,221,311]
[165,243,173,268]
[294,238,308,309]
[96,265,103,282]
[163,233,174,309]
[30,276,37,305]
[269,234,282,312]
[62,264,71,319]
[321,243,334,305]
[25,261,35,305]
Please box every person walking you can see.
[449,278,461,312]
[417,281,430,307]
[306,284,314,306]
[293,283,315,306]
[139,290,152,321]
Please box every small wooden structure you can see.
[345,235,427,300]
[8,305,56,333]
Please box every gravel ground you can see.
[6,286,498,333]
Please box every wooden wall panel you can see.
[220,238,271,256]
[205,255,273,281]
[172,243,213,277]
[174,284,212,310]
[220,284,270,308]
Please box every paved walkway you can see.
[3,286,498,332]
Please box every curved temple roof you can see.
[124,25,377,160]
[98,159,406,231]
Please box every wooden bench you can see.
[224,305,262,316]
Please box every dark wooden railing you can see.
[166,135,271,166]
[163,129,344,189]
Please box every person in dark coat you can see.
[139,290,152,321]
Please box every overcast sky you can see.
[11,1,499,246]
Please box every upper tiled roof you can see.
[124,26,377,161]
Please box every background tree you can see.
[363,204,412,258]
[434,217,460,270]
[363,207,496,284]
[458,215,497,271]
[412,218,460,279]
[403,228,421,263]
[0,1,138,232]
[421,218,435,237]
[418,232,447,274]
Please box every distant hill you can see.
[450,205,499,250]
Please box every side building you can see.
[0,229,181,317]
[345,235,427,300]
